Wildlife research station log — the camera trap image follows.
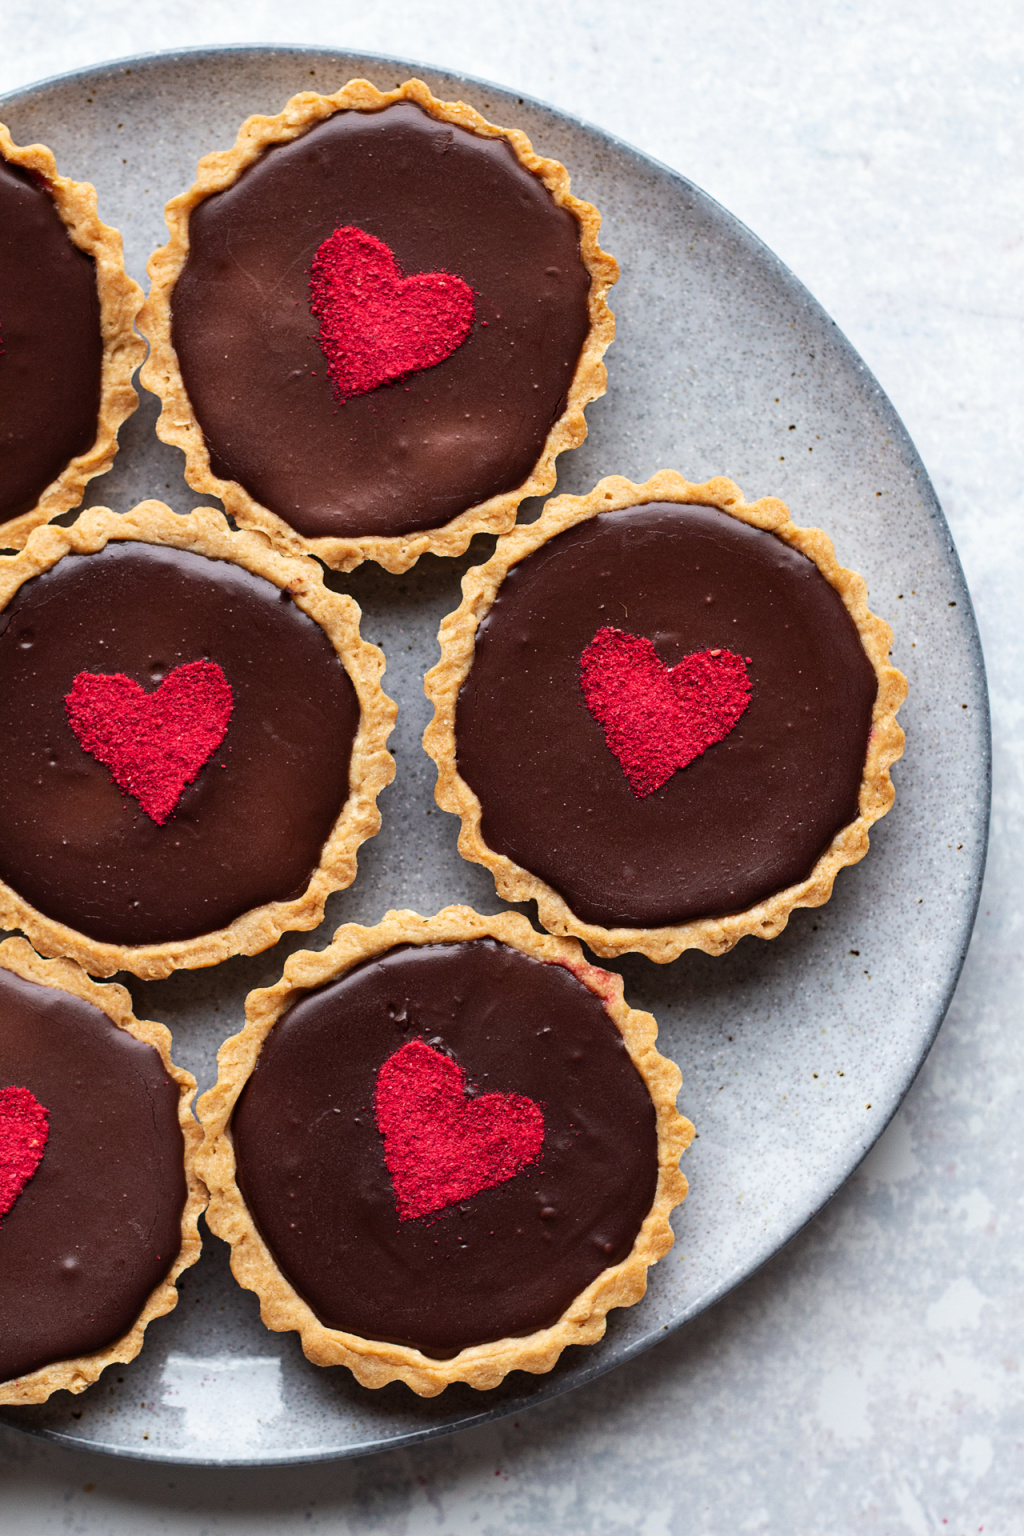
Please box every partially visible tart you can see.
[140,78,617,573]
[0,124,143,548]
[0,502,396,978]
[0,937,203,1405]
[198,907,692,1395]
[424,472,907,963]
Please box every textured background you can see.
[0,1,1021,1530]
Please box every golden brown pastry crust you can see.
[0,124,144,549]
[139,77,618,573]
[198,905,693,1395]
[0,501,397,979]
[0,937,204,1405]
[424,472,908,963]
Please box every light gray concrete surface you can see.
[0,1,1021,1530]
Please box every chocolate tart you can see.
[197,907,691,1395]
[0,502,396,979]
[0,123,144,549]
[424,472,907,963]
[0,936,203,1405]
[139,78,617,574]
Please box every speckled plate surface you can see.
[0,46,989,1466]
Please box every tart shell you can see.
[197,906,693,1396]
[0,501,397,979]
[0,936,204,1405]
[0,124,144,549]
[139,77,618,574]
[423,472,908,963]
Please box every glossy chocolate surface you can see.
[0,542,358,946]
[172,102,592,540]
[0,157,102,528]
[232,940,658,1354]
[0,966,185,1384]
[456,503,878,928]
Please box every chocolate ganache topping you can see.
[0,542,358,946]
[0,156,103,528]
[0,966,185,1384]
[232,940,658,1355]
[171,102,592,540]
[456,502,878,929]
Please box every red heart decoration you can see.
[580,626,753,798]
[309,225,475,402]
[64,659,233,825]
[0,1086,49,1224]
[374,1039,545,1221]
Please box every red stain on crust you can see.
[65,659,233,825]
[554,955,620,1005]
[0,1086,49,1223]
[580,626,752,798]
[375,1040,544,1221]
[309,225,475,403]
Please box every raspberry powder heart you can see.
[580,626,753,798]
[309,225,475,403]
[65,659,233,825]
[374,1039,545,1221]
[0,1086,49,1224]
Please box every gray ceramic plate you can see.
[0,46,989,1466]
